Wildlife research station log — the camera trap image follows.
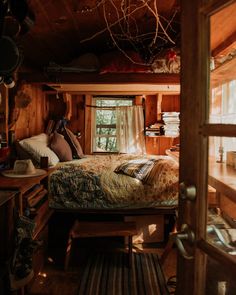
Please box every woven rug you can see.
[78,252,169,295]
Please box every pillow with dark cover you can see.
[50,131,73,162]
[62,127,85,159]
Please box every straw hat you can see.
[2,159,46,178]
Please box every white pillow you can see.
[19,134,59,166]
[24,133,49,144]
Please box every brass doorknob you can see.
[180,182,196,201]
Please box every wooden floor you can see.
[27,240,177,295]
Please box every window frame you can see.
[92,96,134,153]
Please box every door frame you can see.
[177,1,236,294]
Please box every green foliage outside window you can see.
[94,97,133,152]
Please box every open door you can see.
[176,1,236,294]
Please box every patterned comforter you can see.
[48,154,179,210]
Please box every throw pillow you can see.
[19,135,59,166]
[62,127,85,159]
[114,158,157,181]
[50,132,73,162]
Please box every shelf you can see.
[145,135,177,138]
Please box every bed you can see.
[15,133,179,261]
[15,132,179,213]
[48,154,179,212]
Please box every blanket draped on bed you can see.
[48,154,179,210]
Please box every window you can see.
[209,79,236,160]
[92,96,134,152]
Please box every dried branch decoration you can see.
[79,0,179,65]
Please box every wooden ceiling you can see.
[8,0,180,70]
[1,0,236,86]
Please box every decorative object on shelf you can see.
[151,48,180,73]
[216,146,224,163]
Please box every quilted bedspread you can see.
[48,154,179,210]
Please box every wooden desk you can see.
[165,151,236,201]
[209,161,236,219]
[209,162,236,203]
[165,150,219,206]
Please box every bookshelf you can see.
[0,170,54,291]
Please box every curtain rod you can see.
[86,104,143,109]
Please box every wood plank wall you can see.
[44,93,180,154]
[145,94,180,128]
[4,91,180,152]
[11,84,46,140]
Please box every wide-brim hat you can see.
[2,159,46,178]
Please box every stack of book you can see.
[23,184,48,215]
[162,112,180,137]
[145,123,163,136]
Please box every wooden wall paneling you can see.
[146,136,175,155]
[145,95,157,127]
[62,93,72,121]
[161,94,180,112]
[134,95,143,105]
[67,94,85,150]
[157,93,163,121]
[145,136,160,154]
[159,137,175,154]
[84,95,92,154]
[13,84,46,140]
[0,85,8,142]
[35,86,45,134]
[46,93,66,121]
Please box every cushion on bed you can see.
[114,158,158,181]
[62,127,85,159]
[19,133,60,166]
[50,131,73,162]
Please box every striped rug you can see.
[78,252,169,295]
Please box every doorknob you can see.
[172,224,195,260]
[179,182,196,201]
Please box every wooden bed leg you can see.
[128,235,133,268]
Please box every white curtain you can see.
[116,105,146,154]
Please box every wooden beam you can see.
[19,72,180,85]
[201,124,236,137]
[212,31,236,57]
